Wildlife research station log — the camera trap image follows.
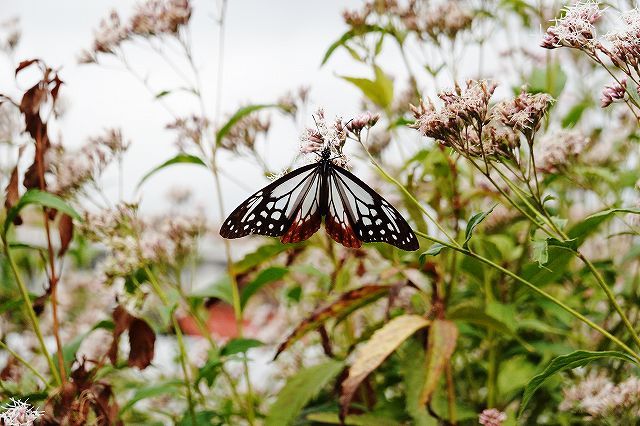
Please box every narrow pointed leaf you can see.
[518,350,639,417]
[240,266,288,309]
[137,154,207,189]
[274,285,391,359]
[4,189,81,235]
[340,315,430,420]
[463,205,496,248]
[216,104,280,146]
[265,360,344,426]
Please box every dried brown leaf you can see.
[274,285,391,359]
[419,319,458,405]
[58,213,73,257]
[128,317,156,369]
[108,305,133,365]
[340,314,430,421]
[15,58,41,76]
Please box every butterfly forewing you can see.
[331,165,419,251]
[219,163,319,239]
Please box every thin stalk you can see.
[2,241,62,385]
[173,314,197,426]
[358,137,459,247]
[0,339,49,388]
[413,230,640,362]
[445,361,457,425]
[144,267,196,425]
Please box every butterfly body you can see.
[220,147,419,251]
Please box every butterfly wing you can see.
[328,164,419,251]
[220,163,322,242]
[325,169,363,248]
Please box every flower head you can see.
[541,1,603,51]
[536,129,589,173]
[601,78,628,107]
[494,90,554,140]
[479,408,507,426]
[0,399,43,426]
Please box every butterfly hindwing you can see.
[330,165,419,251]
[325,169,363,248]
[281,167,323,243]
[219,163,319,239]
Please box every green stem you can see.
[0,339,49,388]
[144,267,196,425]
[2,240,62,386]
[173,314,197,426]
[360,140,459,247]
[414,230,640,362]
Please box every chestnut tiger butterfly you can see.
[219,146,419,251]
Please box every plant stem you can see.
[1,240,62,386]
[0,339,49,388]
[413,230,640,362]
[173,314,197,426]
[144,267,196,425]
[445,361,457,425]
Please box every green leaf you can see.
[562,99,592,128]
[119,380,184,415]
[305,412,398,426]
[531,238,548,266]
[526,62,566,98]
[240,266,288,309]
[321,25,384,65]
[569,208,640,244]
[196,356,222,387]
[234,242,299,274]
[216,104,280,146]
[4,190,81,235]
[220,338,264,356]
[136,154,207,189]
[448,306,534,352]
[420,243,447,262]
[401,340,434,426]
[518,350,639,417]
[155,90,171,98]
[265,360,344,426]
[188,275,233,305]
[463,205,496,249]
[340,65,394,109]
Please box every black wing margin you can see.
[220,163,319,239]
[330,165,419,251]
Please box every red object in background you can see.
[177,302,251,340]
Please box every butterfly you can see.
[219,146,419,251]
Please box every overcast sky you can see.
[1,0,409,222]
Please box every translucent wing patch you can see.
[330,165,419,251]
[325,171,362,248]
[281,169,322,244]
[220,163,319,239]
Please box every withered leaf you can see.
[128,317,156,369]
[419,319,458,405]
[58,213,73,257]
[15,58,41,76]
[340,315,430,421]
[108,305,133,365]
[274,285,391,359]
[4,164,22,225]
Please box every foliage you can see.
[2,1,640,425]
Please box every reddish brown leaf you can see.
[419,319,458,405]
[58,213,74,257]
[128,317,156,369]
[15,58,41,76]
[274,285,391,359]
[340,315,430,421]
[108,305,133,365]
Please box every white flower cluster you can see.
[0,399,43,426]
[535,129,589,173]
[560,375,640,419]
